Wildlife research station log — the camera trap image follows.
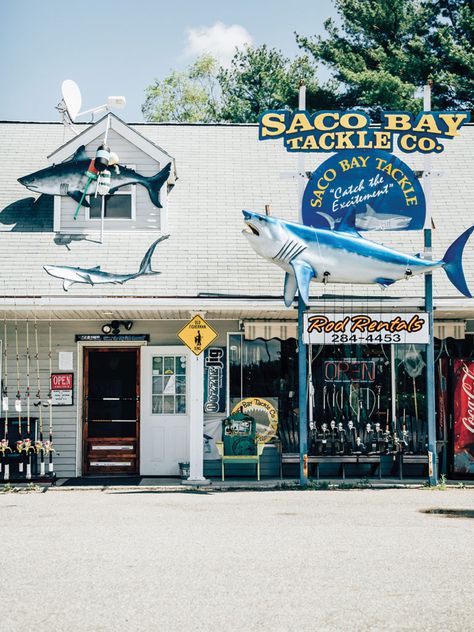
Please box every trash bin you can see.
[178,462,190,479]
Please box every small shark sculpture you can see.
[317,204,412,231]
[18,146,171,208]
[242,209,474,306]
[44,235,169,291]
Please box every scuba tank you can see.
[94,143,111,172]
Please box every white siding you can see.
[0,318,237,478]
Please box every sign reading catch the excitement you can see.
[303,313,429,345]
[302,150,426,231]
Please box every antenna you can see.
[56,79,126,135]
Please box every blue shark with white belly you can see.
[44,235,169,291]
[242,209,474,307]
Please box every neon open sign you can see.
[324,360,377,383]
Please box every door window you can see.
[152,355,187,414]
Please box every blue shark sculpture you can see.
[242,209,474,306]
[44,236,169,291]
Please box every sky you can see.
[0,0,338,122]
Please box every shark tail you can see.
[145,162,172,208]
[138,235,170,275]
[442,226,474,298]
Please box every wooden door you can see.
[83,348,139,474]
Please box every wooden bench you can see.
[215,441,265,481]
[281,452,431,480]
[398,453,429,480]
[281,453,384,479]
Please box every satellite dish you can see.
[61,80,82,122]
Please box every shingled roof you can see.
[0,120,473,308]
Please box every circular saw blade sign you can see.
[177,315,218,356]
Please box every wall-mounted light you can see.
[101,320,133,335]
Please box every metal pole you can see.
[297,81,308,485]
[423,81,438,485]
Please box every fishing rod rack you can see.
[0,416,56,482]
[0,315,56,484]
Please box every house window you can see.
[87,184,136,220]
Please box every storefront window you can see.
[228,334,299,452]
[394,345,427,453]
[310,344,392,450]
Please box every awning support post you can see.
[298,295,308,486]
[423,80,438,485]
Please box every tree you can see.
[142,45,337,123]
[217,44,337,123]
[427,0,474,110]
[296,0,474,115]
[142,55,219,123]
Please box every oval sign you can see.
[232,397,278,443]
[302,149,426,231]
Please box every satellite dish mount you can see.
[56,79,126,135]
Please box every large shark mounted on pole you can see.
[242,209,474,306]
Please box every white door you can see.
[140,346,190,475]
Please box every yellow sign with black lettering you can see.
[178,315,218,356]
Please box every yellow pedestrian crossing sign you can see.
[177,315,218,356]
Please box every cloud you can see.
[184,21,253,66]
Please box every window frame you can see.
[86,164,137,222]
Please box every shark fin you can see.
[67,190,90,208]
[316,211,336,230]
[375,277,396,288]
[442,225,474,297]
[290,260,315,306]
[70,145,89,163]
[283,272,298,307]
[138,235,169,275]
[87,265,101,271]
[145,163,172,208]
[62,280,74,291]
[335,207,361,237]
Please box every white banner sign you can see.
[303,312,429,345]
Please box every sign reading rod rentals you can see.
[303,313,429,345]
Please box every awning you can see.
[433,321,466,340]
[244,321,297,341]
[244,320,465,341]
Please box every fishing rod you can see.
[1,314,11,479]
[14,313,23,474]
[45,314,55,474]
[25,318,33,479]
[33,313,45,476]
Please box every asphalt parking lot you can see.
[0,487,473,632]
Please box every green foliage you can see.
[142,2,473,122]
[142,55,220,123]
[428,0,474,109]
[217,44,335,122]
[296,0,474,116]
[142,46,333,123]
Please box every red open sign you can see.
[51,373,73,390]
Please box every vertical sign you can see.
[203,347,226,414]
[453,360,474,475]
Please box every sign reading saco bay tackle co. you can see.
[259,110,470,153]
[303,312,429,345]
